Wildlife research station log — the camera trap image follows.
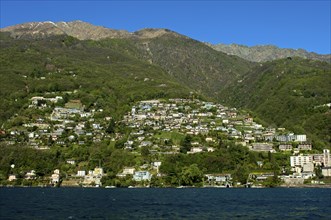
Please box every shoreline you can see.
[279,184,331,189]
[1,185,331,189]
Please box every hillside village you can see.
[123,99,310,152]
[3,95,109,148]
[1,96,330,188]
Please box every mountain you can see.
[1,21,182,40]
[220,57,331,147]
[210,43,331,63]
[0,22,252,125]
[4,21,254,93]
[126,32,252,95]
[1,21,253,95]
[1,21,331,146]
[0,32,193,124]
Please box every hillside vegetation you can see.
[1,22,331,188]
[1,21,331,146]
[81,32,253,96]
[220,57,331,147]
[0,32,192,124]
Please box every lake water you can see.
[0,188,330,219]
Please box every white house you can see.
[322,167,331,177]
[279,144,292,151]
[77,170,86,177]
[8,175,16,182]
[298,144,312,151]
[302,163,314,172]
[133,171,152,181]
[189,147,203,154]
[222,119,229,124]
[295,135,307,142]
[122,167,135,175]
[25,170,36,180]
[66,160,75,165]
[250,143,274,152]
[205,174,232,187]
[82,167,104,186]
[51,169,60,184]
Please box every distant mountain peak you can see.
[0,21,184,41]
[1,21,133,40]
[134,28,184,39]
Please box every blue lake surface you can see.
[0,188,330,219]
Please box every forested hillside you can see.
[0,32,193,125]
[220,57,331,147]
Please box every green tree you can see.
[180,135,192,153]
[141,146,150,157]
[180,164,203,186]
[315,165,323,179]
[233,164,249,184]
[150,175,164,187]
[105,119,116,134]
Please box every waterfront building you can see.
[290,155,313,167]
[133,171,152,181]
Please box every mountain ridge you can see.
[210,43,331,63]
[3,20,329,64]
[0,21,185,40]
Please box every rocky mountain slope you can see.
[210,43,331,63]
[1,21,182,40]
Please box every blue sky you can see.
[1,0,330,54]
